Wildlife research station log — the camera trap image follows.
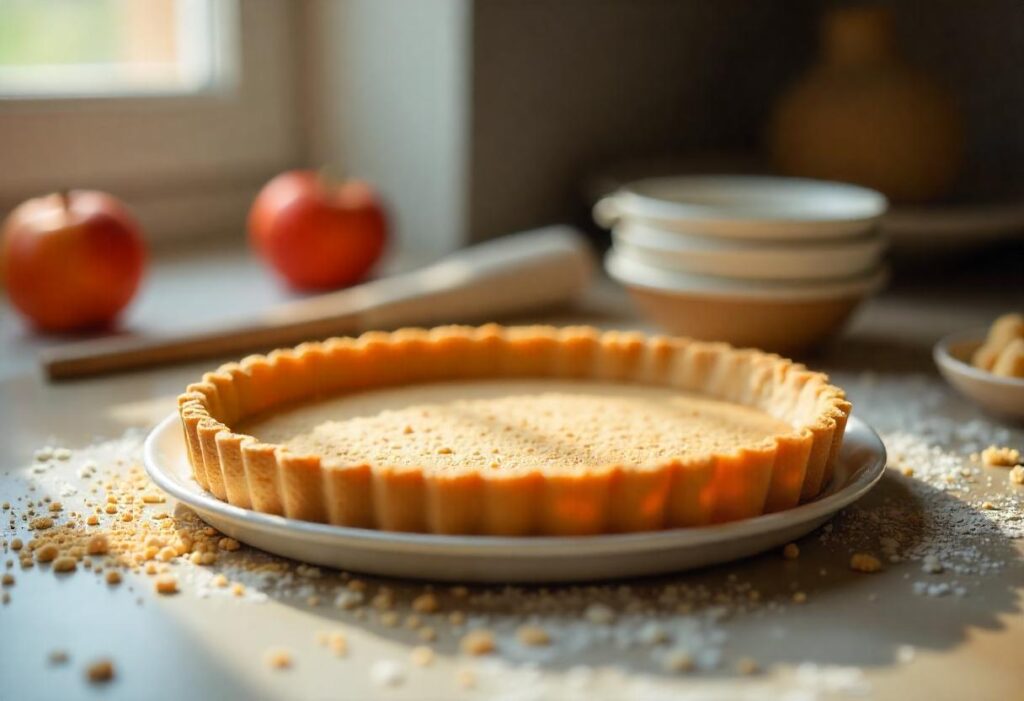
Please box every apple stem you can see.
[57,189,71,211]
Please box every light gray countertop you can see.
[1,241,1022,701]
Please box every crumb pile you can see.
[2,370,1022,699]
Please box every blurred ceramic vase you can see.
[770,6,962,203]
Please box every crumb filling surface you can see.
[238,380,794,471]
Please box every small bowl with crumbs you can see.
[934,313,1024,421]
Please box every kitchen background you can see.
[1,0,1022,258]
[1,4,1023,700]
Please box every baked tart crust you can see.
[177,325,851,535]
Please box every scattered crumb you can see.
[736,657,760,675]
[218,537,241,552]
[48,650,69,665]
[782,543,800,560]
[52,556,77,573]
[849,553,883,573]
[105,571,122,585]
[516,624,551,647]
[154,575,178,594]
[86,659,115,683]
[411,592,440,614]
[792,591,808,604]
[410,646,435,667]
[1,573,13,587]
[662,649,694,673]
[86,534,109,555]
[460,629,496,656]
[35,543,59,562]
[327,632,347,657]
[1009,465,1024,485]
[264,648,293,670]
[418,626,437,642]
[981,445,1020,467]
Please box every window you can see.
[0,0,301,243]
[0,0,227,98]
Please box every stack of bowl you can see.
[594,175,889,353]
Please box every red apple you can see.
[248,170,388,290]
[2,190,146,332]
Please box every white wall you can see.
[301,0,471,256]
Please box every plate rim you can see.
[144,413,887,557]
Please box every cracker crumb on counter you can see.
[154,574,178,594]
[1009,466,1024,485]
[460,629,496,656]
[782,543,800,560]
[849,553,883,573]
[981,445,1021,468]
[264,648,293,670]
[52,556,77,573]
[516,624,552,647]
[735,657,760,675]
[86,659,115,683]
[410,646,435,667]
[662,649,695,673]
[411,592,440,614]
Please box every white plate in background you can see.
[144,413,886,583]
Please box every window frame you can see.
[0,0,303,244]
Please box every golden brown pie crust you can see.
[177,325,851,535]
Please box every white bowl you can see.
[612,220,886,281]
[934,330,1024,421]
[594,175,888,240]
[605,251,886,352]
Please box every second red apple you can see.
[249,171,388,290]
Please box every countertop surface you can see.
[1,241,1022,701]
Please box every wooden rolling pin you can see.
[41,226,594,381]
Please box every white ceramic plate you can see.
[611,221,886,281]
[144,414,886,583]
[594,175,888,241]
[934,329,1024,421]
[885,200,1024,254]
[606,249,888,302]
